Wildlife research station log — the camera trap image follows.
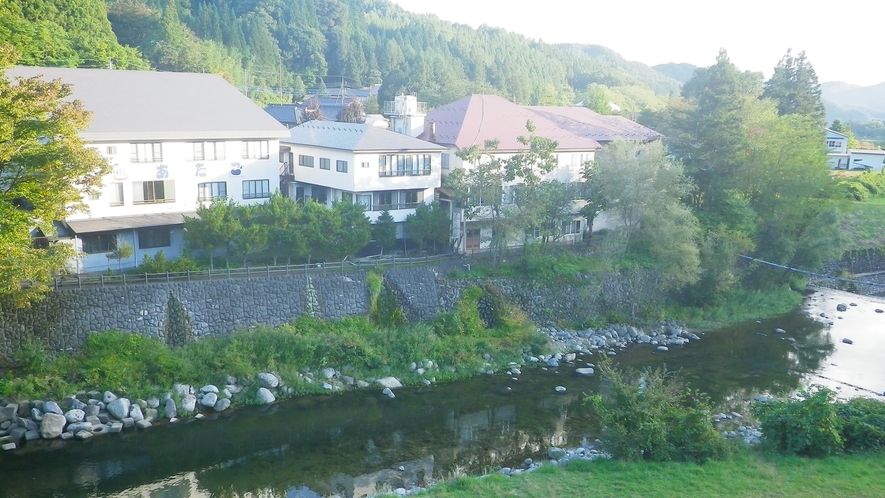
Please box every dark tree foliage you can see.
[336,97,365,123]
[0,0,682,109]
[762,49,825,124]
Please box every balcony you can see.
[383,99,427,116]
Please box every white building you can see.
[279,121,446,236]
[825,128,850,169]
[6,66,290,273]
[419,94,662,253]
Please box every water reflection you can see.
[4,289,880,498]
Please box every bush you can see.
[752,386,843,457]
[136,251,200,274]
[837,397,885,451]
[588,357,728,463]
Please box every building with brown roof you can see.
[418,94,661,253]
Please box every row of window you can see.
[379,154,433,177]
[91,180,271,205]
[81,228,172,254]
[121,141,271,163]
[299,155,352,173]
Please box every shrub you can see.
[588,357,728,463]
[136,251,200,274]
[752,386,843,457]
[836,397,885,452]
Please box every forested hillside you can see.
[1,0,679,109]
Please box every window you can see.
[441,153,450,169]
[110,182,124,206]
[106,146,117,155]
[379,154,432,177]
[198,182,227,201]
[361,161,370,168]
[242,179,270,199]
[312,186,329,204]
[827,140,841,148]
[88,191,101,201]
[298,154,315,167]
[336,160,348,173]
[138,228,171,249]
[374,190,424,210]
[561,220,581,235]
[192,141,226,161]
[81,233,117,254]
[242,140,269,159]
[131,143,162,163]
[320,157,330,170]
[357,194,372,209]
[133,180,175,204]
[340,192,353,204]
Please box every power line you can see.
[739,255,885,289]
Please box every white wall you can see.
[73,138,283,221]
[848,150,885,172]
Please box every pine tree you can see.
[762,50,825,124]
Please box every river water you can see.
[2,288,883,498]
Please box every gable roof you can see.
[5,66,289,142]
[282,121,446,152]
[525,106,663,143]
[825,128,849,139]
[421,94,601,152]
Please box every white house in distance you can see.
[279,121,446,236]
[826,128,850,169]
[419,94,662,252]
[6,66,290,273]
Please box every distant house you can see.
[825,128,850,169]
[847,149,885,172]
[279,121,446,236]
[6,66,290,273]
[419,94,662,253]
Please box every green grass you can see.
[664,286,803,330]
[839,198,885,251]
[418,450,885,498]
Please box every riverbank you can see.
[416,449,885,498]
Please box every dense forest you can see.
[0,0,680,109]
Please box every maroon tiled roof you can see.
[421,95,602,152]
[420,94,661,152]
[525,106,663,143]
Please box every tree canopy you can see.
[0,45,110,310]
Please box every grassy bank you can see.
[666,285,804,330]
[420,449,885,498]
[0,285,546,402]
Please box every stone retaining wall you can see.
[0,268,633,358]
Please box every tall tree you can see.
[762,49,825,124]
[405,202,451,253]
[336,97,365,123]
[372,209,397,255]
[183,198,238,268]
[0,45,110,310]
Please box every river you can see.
[2,288,883,498]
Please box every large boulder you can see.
[180,395,197,414]
[256,388,276,404]
[257,373,279,389]
[42,401,63,416]
[64,409,85,424]
[200,393,218,408]
[375,377,403,389]
[129,404,145,422]
[107,398,131,420]
[39,413,67,439]
[164,399,177,419]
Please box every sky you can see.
[391,0,884,87]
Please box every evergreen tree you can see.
[762,50,825,124]
[372,209,397,255]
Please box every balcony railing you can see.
[369,202,422,211]
[382,100,428,115]
[379,167,432,177]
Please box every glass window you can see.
[131,143,162,163]
[242,179,270,199]
[242,140,269,159]
[320,157,330,170]
[81,233,117,254]
[138,228,171,249]
[299,155,315,167]
[110,182,124,206]
[441,153,450,169]
[197,181,227,201]
[133,180,174,204]
[336,160,348,173]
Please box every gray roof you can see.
[282,121,446,152]
[5,66,289,142]
[65,212,195,234]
